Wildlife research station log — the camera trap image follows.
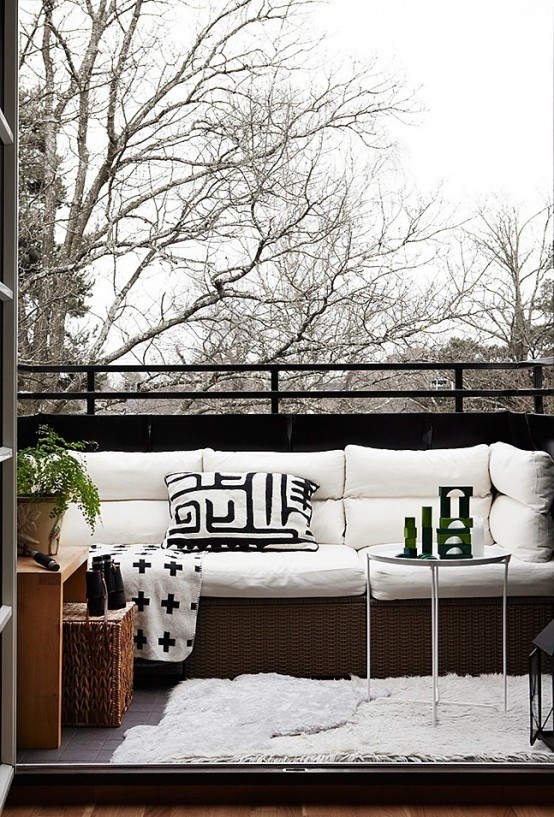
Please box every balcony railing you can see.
[17,359,553,415]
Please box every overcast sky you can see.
[311,0,553,210]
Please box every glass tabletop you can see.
[366,542,511,567]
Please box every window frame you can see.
[0,0,18,810]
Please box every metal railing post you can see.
[271,368,279,414]
[533,364,544,414]
[455,367,464,412]
[86,369,96,415]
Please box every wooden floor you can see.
[4,805,554,816]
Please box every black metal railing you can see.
[17,359,554,415]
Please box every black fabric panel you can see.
[427,411,518,449]
[17,413,151,451]
[290,413,429,451]
[507,412,536,451]
[526,413,554,459]
[149,413,292,452]
[18,410,554,456]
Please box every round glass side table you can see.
[366,543,511,725]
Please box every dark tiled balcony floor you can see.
[17,672,179,765]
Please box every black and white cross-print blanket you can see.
[88,544,203,663]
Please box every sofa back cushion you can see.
[203,449,345,545]
[61,499,171,547]
[74,449,205,500]
[60,449,204,547]
[489,441,554,562]
[344,444,493,549]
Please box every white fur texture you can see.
[111,672,554,764]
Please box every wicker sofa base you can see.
[181,594,554,679]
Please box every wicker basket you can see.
[62,602,135,727]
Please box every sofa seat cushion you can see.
[200,544,366,598]
[344,444,493,549]
[359,545,554,600]
[204,449,346,544]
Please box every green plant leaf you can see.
[17,425,101,532]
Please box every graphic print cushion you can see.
[162,471,320,551]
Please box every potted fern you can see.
[17,425,101,554]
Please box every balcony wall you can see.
[17,409,554,456]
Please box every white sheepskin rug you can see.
[111,672,554,764]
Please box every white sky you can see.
[311,0,553,209]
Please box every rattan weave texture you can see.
[183,595,554,679]
[62,602,135,727]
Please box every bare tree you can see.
[393,200,554,415]
[18,0,473,414]
[446,201,553,361]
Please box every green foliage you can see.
[17,425,101,532]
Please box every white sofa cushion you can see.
[73,449,205,500]
[359,545,554,600]
[345,496,493,550]
[60,450,205,547]
[488,442,554,562]
[203,449,345,498]
[489,495,554,563]
[60,499,171,547]
[204,449,346,544]
[344,445,492,549]
[200,544,366,598]
[489,441,554,511]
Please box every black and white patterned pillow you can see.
[162,471,319,551]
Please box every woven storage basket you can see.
[62,602,135,727]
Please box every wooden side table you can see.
[17,546,88,749]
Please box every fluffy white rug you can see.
[111,672,554,764]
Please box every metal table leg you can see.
[431,563,440,726]
[503,557,508,711]
[366,550,510,721]
[367,556,371,701]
